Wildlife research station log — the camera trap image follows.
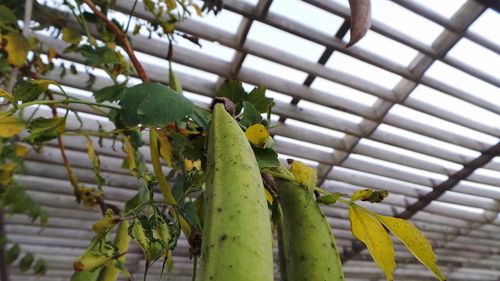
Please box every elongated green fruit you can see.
[71,268,102,281]
[272,200,288,281]
[98,221,130,281]
[200,103,273,281]
[277,179,344,281]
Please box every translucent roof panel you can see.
[311,78,378,107]
[269,0,344,35]
[247,21,324,62]
[388,104,498,145]
[468,8,500,45]
[242,55,309,82]
[413,0,467,18]
[326,52,402,90]
[350,30,419,67]
[408,85,500,131]
[190,8,243,34]
[284,119,346,139]
[175,37,236,62]
[347,153,448,182]
[376,124,481,159]
[371,0,444,45]
[297,100,364,124]
[274,135,335,153]
[447,38,500,80]
[358,138,463,171]
[424,61,500,107]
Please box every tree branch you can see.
[82,0,150,83]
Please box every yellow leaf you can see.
[245,124,269,147]
[166,0,177,11]
[377,215,446,281]
[3,32,29,67]
[0,163,16,186]
[0,88,15,104]
[289,160,317,194]
[156,130,173,167]
[0,114,25,137]
[349,205,395,280]
[193,4,203,16]
[122,135,137,176]
[264,189,273,204]
[184,158,201,172]
[86,138,101,170]
[62,27,82,44]
[14,143,29,157]
[48,47,57,62]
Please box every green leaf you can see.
[246,85,274,113]
[216,80,246,114]
[316,192,344,205]
[376,215,446,281]
[93,84,125,103]
[240,101,262,127]
[33,258,47,275]
[62,27,82,44]
[120,83,194,128]
[79,45,118,65]
[0,5,17,26]
[351,189,389,203]
[13,80,51,102]
[190,106,211,129]
[0,235,6,249]
[349,205,395,281]
[19,253,34,272]
[124,185,150,212]
[5,244,20,264]
[252,146,279,169]
[179,201,201,230]
[24,117,65,143]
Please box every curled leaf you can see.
[316,192,343,205]
[351,189,388,203]
[346,0,371,47]
[245,124,270,147]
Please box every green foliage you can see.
[5,244,20,264]
[252,146,279,169]
[24,116,66,143]
[19,252,35,272]
[93,84,126,103]
[119,83,194,128]
[12,80,50,102]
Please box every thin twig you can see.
[125,0,139,34]
[82,0,150,83]
[46,92,82,202]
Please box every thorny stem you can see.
[82,0,150,83]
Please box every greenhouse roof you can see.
[3,0,500,280]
